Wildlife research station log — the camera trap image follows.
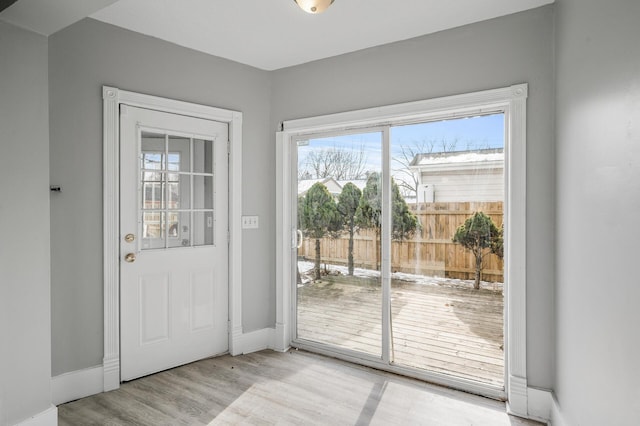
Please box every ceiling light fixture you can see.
[294,0,334,14]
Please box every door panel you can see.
[190,269,216,331]
[139,273,170,345]
[389,115,505,387]
[120,105,228,381]
[295,131,383,358]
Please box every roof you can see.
[298,178,369,197]
[297,177,342,196]
[410,148,504,168]
[336,180,367,191]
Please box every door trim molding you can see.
[276,84,528,414]
[102,86,243,391]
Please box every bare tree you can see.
[298,169,313,180]
[439,137,459,152]
[301,145,368,180]
[392,140,434,198]
[392,138,460,199]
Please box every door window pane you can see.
[193,176,214,209]
[193,139,213,174]
[167,175,190,209]
[139,131,216,250]
[167,212,191,248]
[142,174,165,210]
[168,136,190,172]
[141,132,165,169]
[193,212,214,246]
[142,211,165,250]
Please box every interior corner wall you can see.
[0,21,52,426]
[48,18,273,376]
[271,6,556,390]
[554,0,640,424]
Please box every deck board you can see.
[297,275,504,387]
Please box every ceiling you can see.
[1,0,553,70]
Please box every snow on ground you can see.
[297,261,503,292]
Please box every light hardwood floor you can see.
[58,350,543,426]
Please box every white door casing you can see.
[102,87,243,391]
[120,105,228,381]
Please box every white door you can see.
[120,105,229,381]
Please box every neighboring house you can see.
[298,178,368,199]
[297,177,342,197]
[336,179,367,193]
[409,148,504,203]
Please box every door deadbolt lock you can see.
[124,253,136,263]
[124,233,135,243]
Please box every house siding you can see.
[419,169,504,203]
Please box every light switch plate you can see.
[242,215,259,229]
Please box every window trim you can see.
[276,84,528,414]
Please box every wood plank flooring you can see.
[297,276,504,386]
[58,350,542,426]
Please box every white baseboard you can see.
[51,343,556,426]
[527,387,552,424]
[550,393,567,426]
[234,328,276,354]
[53,329,278,406]
[16,404,57,426]
[52,365,103,405]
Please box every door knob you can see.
[124,253,136,263]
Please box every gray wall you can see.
[0,21,52,426]
[50,8,556,391]
[271,6,556,389]
[12,1,640,421]
[555,0,640,424]
[49,18,273,375]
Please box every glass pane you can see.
[142,211,165,249]
[167,174,190,209]
[193,176,214,209]
[193,139,213,174]
[167,211,191,248]
[193,211,214,246]
[390,113,505,386]
[296,131,382,358]
[168,136,190,172]
[142,173,164,210]
[141,132,165,170]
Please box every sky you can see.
[297,113,504,177]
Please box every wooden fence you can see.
[298,201,504,282]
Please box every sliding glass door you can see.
[292,113,506,393]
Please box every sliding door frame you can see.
[276,84,528,414]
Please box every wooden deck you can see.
[297,275,504,387]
